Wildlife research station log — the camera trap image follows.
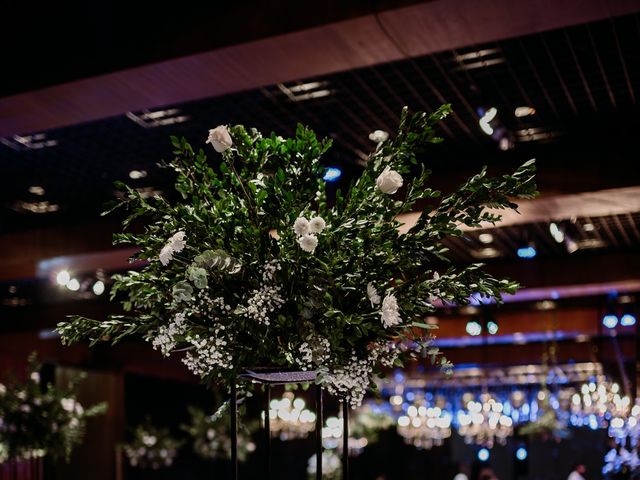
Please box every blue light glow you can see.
[466,320,482,336]
[487,321,499,335]
[478,448,490,462]
[323,167,342,182]
[517,246,537,259]
[516,447,528,461]
[620,314,636,327]
[602,314,619,329]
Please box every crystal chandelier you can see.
[568,379,631,429]
[456,392,513,447]
[396,394,452,449]
[265,392,316,440]
[609,400,640,447]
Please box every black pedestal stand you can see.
[230,370,349,480]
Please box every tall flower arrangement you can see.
[0,355,107,463]
[57,106,536,406]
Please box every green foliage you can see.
[56,106,536,403]
[0,354,107,463]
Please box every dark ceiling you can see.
[0,0,424,97]
[2,12,640,230]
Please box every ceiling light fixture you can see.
[28,186,46,196]
[479,107,497,136]
[478,233,494,244]
[582,223,595,232]
[323,167,342,182]
[549,222,564,243]
[66,278,80,292]
[1,133,58,151]
[602,314,618,329]
[92,280,105,296]
[129,170,148,180]
[56,270,71,286]
[466,320,482,336]
[514,106,536,118]
[126,109,190,128]
[516,245,536,259]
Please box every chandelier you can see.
[397,394,452,449]
[568,379,631,429]
[456,392,513,447]
[609,400,640,447]
[265,392,316,440]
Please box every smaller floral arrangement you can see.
[122,420,182,469]
[0,354,107,463]
[181,404,256,462]
[307,450,342,480]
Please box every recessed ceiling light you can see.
[514,106,536,118]
[478,233,494,244]
[129,170,148,180]
[471,247,502,259]
[582,223,595,232]
[56,270,71,286]
[535,300,556,310]
[28,185,45,196]
[12,200,59,214]
[66,278,80,291]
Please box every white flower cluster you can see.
[296,335,331,371]
[241,261,284,326]
[380,293,402,328]
[195,290,232,316]
[150,313,187,356]
[367,282,381,307]
[182,329,233,377]
[159,231,186,266]
[293,215,326,253]
[320,354,374,408]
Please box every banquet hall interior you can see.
[1,1,640,479]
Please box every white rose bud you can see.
[308,216,326,234]
[206,125,233,153]
[369,130,389,143]
[376,166,403,194]
[293,217,310,236]
[297,234,318,253]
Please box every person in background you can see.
[453,463,470,480]
[567,463,587,480]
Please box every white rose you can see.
[30,372,40,383]
[206,125,233,153]
[0,383,5,395]
[293,217,310,236]
[298,234,318,253]
[376,166,403,195]
[61,398,75,412]
[308,216,326,234]
[369,130,389,143]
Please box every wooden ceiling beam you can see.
[1,0,639,137]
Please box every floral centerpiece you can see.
[122,420,182,469]
[0,355,106,463]
[181,405,256,461]
[57,105,536,407]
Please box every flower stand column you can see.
[232,370,342,480]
